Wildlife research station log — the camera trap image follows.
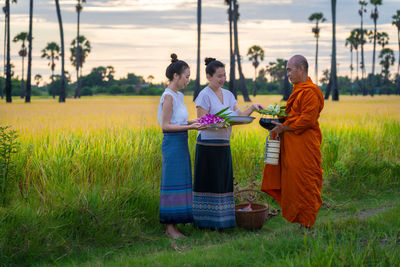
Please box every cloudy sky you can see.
[3,0,400,84]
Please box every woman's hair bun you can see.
[170,53,178,63]
[205,57,216,66]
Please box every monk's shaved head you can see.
[289,55,308,73]
[286,55,309,84]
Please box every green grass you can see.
[0,117,399,265]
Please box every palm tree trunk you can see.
[55,0,66,103]
[360,12,366,95]
[5,0,12,103]
[25,0,33,103]
[193,0,201,101]
[397,29,400,95]
[233,0,250,102]
[228,0,236,98]
[350,46,353,82]
[315,35,319,85]
[253,65,257,97]
[75,6,81,99]
[356,49,359,80]
[1,10,6,100]
[371,8,377,75]
[51,58,55,99]
[325,0,338,101]
[20,55,24,98]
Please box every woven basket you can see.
[235,189,269,230]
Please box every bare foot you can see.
[165,224,186,239]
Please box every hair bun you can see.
[205,57,216,66]
[170,53,178,63]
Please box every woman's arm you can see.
[161,95,203,132]
[235,103,265,116]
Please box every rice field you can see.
[0,95,399,265]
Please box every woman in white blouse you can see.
[192,57,263,230]
[157,54,204,239]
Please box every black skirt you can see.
[192,135,235,229]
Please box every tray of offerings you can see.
[228,116,256,124]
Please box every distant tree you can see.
[233,0,250,101]
[393,10,400,94]
[4,0,17,103]
[74,0,86,98]
[379,48,395,83]
[247,45,264,96]
[370,0,382,75]
[266,59,286,82]
[325,0,339,101]
[225,0,236,97]
[70,35,91,98]
[106,66,115,83]
[147,75,154,84]
[41,42,60,98]
[345,33,356,81]
[308,12,326,84]
[13,32,28,98]
[55,0,66,102]
[358,0,368,95]
[193,0,202,100]
[25,0,33,103]
[320,69,330,85]
[373,31,389,49]
[34,74,42,87]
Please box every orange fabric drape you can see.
[261,77,324,227]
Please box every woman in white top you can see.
[192,58,263,230]
[157,54,204,239]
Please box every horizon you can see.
[2,0,399,85]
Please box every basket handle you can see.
[235,188,269,206]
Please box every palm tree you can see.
[193,0,201,101]
[70,35,91,98]
[55,0,66,103]
[25,0,33,103]
[358,0,368,95]
[374,31,389,49]
[41,42,60,98]
[393,10,400,94]
[308,12,326,85]
[34,74,42,87]
[4,0,17,103]
[74,0,86,99]
[370,0,382,76]
[225,0,236,97]
[345,34,356,82]
[325,0,339,101]
[13,32,28,98]
[379,48,395,83]
[247,45,264,96]
[233,0,250,102]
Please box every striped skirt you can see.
[192,135,236,229]
[159,131,193,224]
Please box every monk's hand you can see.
[271,121,288,134]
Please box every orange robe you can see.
[261,77,324,227]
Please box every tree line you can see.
[2,1,399,103]
[1,0,87,103]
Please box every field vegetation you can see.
[0,95,399,266]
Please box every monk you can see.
[261,55,324,228]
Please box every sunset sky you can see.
[3,0,400,85]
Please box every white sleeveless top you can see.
[158,88,189,126]
[195,86,237,140]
